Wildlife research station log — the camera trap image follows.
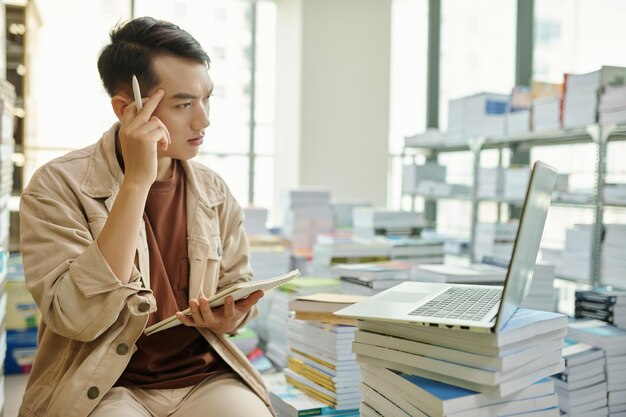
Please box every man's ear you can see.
[111,94,132,121]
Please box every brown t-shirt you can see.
[116,161,228,389]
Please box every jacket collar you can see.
[79,123,226,210]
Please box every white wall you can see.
[274,0,392,222]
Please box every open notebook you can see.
[144,269,300,335]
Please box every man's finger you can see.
[134,89,165,124]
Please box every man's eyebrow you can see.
[171,87,214,100]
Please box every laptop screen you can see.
[494,161,557,333]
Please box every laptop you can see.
[335,161,557,334]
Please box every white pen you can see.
[132,74,143,111]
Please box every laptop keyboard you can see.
[409,287,502,321]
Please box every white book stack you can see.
[286,320,361,410]
[341,308,567,416]
[599,84,626,124]
[331,260,415,296]
[601,224,626,289]
[480,257,558,312]
[331,200,371,231]
[249,235,291,280]
[243,206,270,235]
[262,278,342,369]
[566,320,626,417]
[477,168,504,199]
[603,184,626,206]
[532,96,561,132]
[504,167,531,201]
[283,189,334,251]
[402,163,447,194]
[564,66,626,129]
[311,236,391,277]
[554,339,608,417]
[556,224,593,282]
[521,263,558,312]
[352,208,424,239]
[376,236,445,263]
[473,222,518,263]
[445,93,509,144]
[404,128,447,148]
[410,263,506,284]
[507,109,531,136]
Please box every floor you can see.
[4,374,28,417]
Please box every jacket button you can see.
[87,386,100,399]
[138,302,150,312]
[217,246,223,256]
[116,343,129,355]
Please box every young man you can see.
[18,17,273,417]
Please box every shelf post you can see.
[469,137,485,261]
[589,123,612,288]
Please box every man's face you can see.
[149,54,213,161]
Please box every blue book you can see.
[362,364,555,415]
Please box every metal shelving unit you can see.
[402,123,626,289]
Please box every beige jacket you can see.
[18,124,274,417]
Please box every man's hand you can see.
[176,290,264,334]
[118,89,171,188]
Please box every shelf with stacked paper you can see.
[402,123,626,290]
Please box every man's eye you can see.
[177,102,192,109]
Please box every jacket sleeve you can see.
[19,188,151,342]
[216,196,258,330]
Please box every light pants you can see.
[89,373,273,417]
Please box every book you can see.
[354,308,568,354]
[264,372,359,417]
[329,261,414,281]
[289,293,368,314]
[360,364,556,416]
[144,269,300,335]
[566,319,626,353]
[575,289,626,305]
[351,341,563,386]
[294,311,358,326]
[355,353,565,397]
[354,329,564,371]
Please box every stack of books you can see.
[566,319,626,417]
[264,372,360,417]
[477,168,505,199]
[284,293,364,413]
[330,261,415,296]
[311,235,391,277]
[352,208,424,239]
[260,277,341,369]
[402,163,447,194]
[575,289,626,328]
[376,236,445,263]
[530,82,562,132]
[553,338,607,417]
[556,224,593,282]
[506,86,532,136]
[249,235,291,280]
[603,183,626,206]
[599,84,626,124]
[410,263,506,284]
[446,92,509,142]
[563,66,626,128]
[331,201,371,231]
[243,206,270,235]
[600,224,626,289]
[473,222,518,263]
[482,257,558,311]
[342,308,567,416]
[283,188,334,251]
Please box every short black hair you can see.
[97,17,211,97]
